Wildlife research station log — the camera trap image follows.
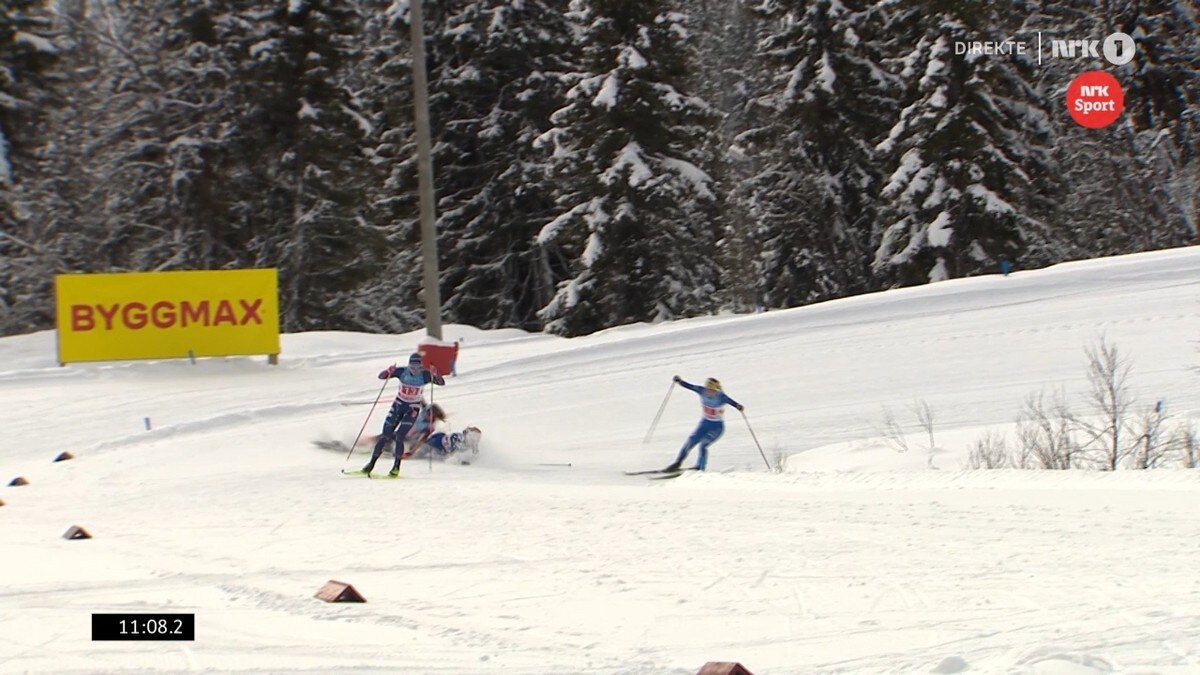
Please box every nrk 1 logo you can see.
[1046,32,1136,66]
[954,31,1135,129]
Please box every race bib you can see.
[399,384,423,402]
[702,405,723,420]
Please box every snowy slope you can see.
[1,247,1199,674]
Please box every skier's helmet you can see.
[408,352,423,368]
[462,426,482,453]
[704,377,721,392]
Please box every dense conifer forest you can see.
[2,0,1196,336]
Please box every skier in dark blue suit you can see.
[361,352,445,476]
[664,376,742,472]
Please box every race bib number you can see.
[399,384,423,402]
[702,405,723,420]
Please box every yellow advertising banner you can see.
[55,269,280,364]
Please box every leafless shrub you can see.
[1130,400,1170,469]
[876,405,909,453]
[1177,421,1199,469]
[1017,388,1081,469]
[1079,337,1134,470]
[912,399,938,467]
[1011,427,1037,469]
[875,399,940,462]
[966,430,1010,469]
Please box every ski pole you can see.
[644,379,675,443]
[428,368,437,474]
[740,409,773,472]
[346,379,389,462]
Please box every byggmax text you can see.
[70,299,265,332]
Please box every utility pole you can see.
[410,0,442,340]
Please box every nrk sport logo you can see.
[955,31,1135,129]
[1066,71,1123,129]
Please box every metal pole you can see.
[428,372,436,474]
[644,380,675,443]
[739,409,774,472]
[345,379,390,463]
[410,0,442,340]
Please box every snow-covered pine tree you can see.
[1032,0,1198,257]
[429,0,576,332]
[738,0,895,309]
[352,0,573,335]
[1112,0,1198,244]
[536,0,721,336]
[49,0,243,273]
[872,1,1057,287]
[0,0,59,334]
[215,0,382,331]
[1115,0,1200,135]
[18,0,102,293]
[0,0,56,203]
[675,0,761,312]
[7,0,383,334]
[345,0,426,334]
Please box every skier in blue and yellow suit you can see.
[664,376,743,472]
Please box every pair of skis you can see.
[624,467,700,480]
[340,469,402,479]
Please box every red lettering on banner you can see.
[64,298,269,330]
[96,304,119,330]
[123,302,148,329]
[239,299,263,325]
[180,301,209,327]
[71,305,95,331]
[212,300,237,326]
[151,301,176,328]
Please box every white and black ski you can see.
[650,468,702,480]
[625,467,700,478]
[340,469,402,479]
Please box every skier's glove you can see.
[378,365,395,380]
[734,403,744,412]
[672,375,681,383]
